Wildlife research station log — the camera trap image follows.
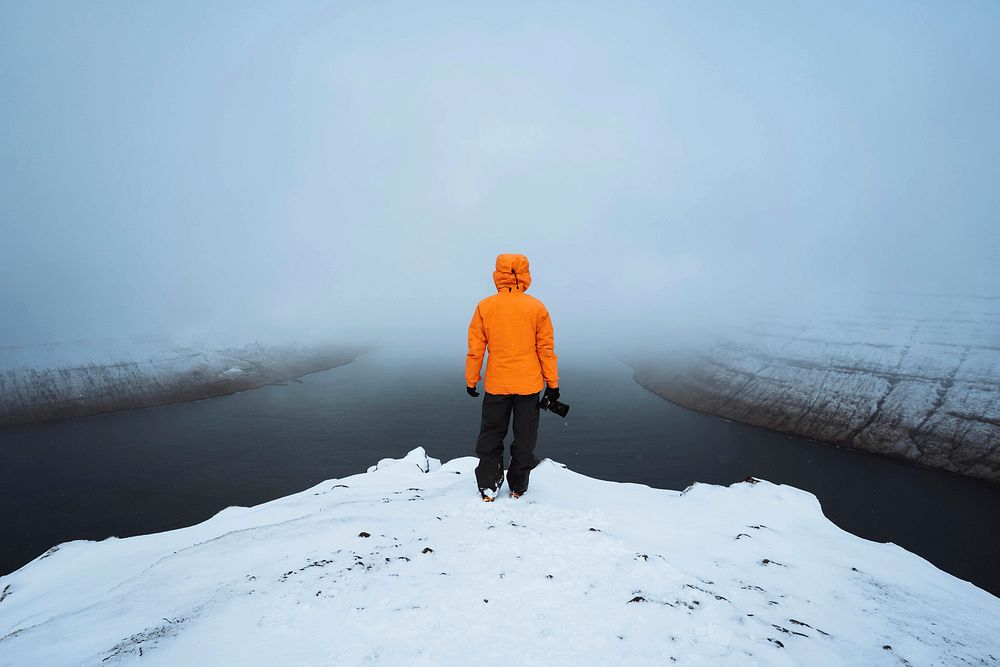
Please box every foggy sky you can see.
[2,1,998,356]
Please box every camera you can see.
[539,394,570,418]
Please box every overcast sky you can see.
[2,1,998,355]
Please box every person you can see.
[466,253,560,501]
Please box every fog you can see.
[2,2,998,359]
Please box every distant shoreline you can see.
[0,343,370,428]
[627,356,1000,486]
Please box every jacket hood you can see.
[493,253,532,292]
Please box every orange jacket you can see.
[466,254,559,395]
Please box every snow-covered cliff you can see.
[1,448,997,665]
[632,294,1000,483]
[0,338,365,426]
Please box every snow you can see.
[632,293,1000,481]
[1,448,998,665]
[0,337,362,426]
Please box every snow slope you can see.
[0,337,364,426]
[1,448,997,666]
[632,293,1000,482]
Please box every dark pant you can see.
[474,392,541,494]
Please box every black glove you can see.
[467,386,480,397]
[543,386,560,401]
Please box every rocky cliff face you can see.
[631,295,1000,483]
[0,338,366,426]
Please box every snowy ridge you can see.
[1,448,998,665]
[0,338,364,426]
[633,293,1000,482]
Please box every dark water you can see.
[2,349,999,597]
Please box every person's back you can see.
[466,254,560,501]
